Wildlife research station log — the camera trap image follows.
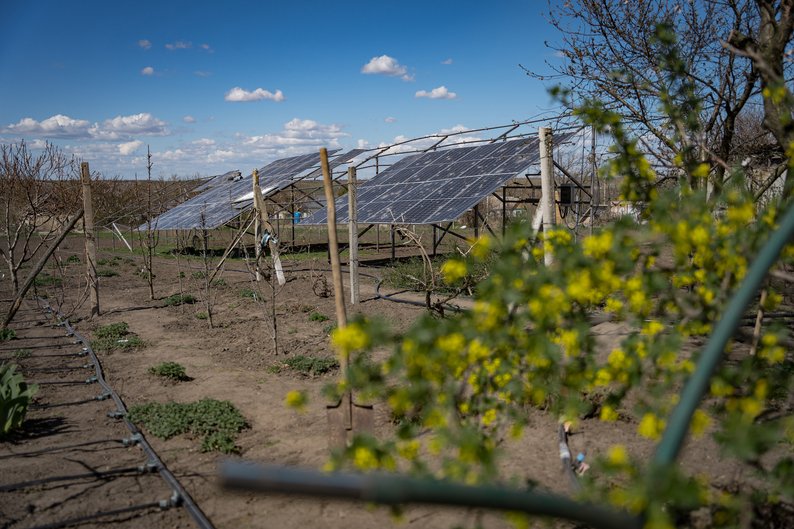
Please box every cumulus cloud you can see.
[165,41,191,50]
[194,70,212,77]
[384,116,397,123]
[3,115,91,138]
[2,112,168,141]
[415,86,457,99]
[441,58,453,65]
[118,140,143,155]
[91,113,168,139]
[138,39,152,50]
[141,66,154,76]
[224,86,285,102]
[200,43,213,52]
[361,55,413,81]
[183,115,196,124]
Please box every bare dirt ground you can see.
[0,236,742,529]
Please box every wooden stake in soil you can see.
[81,162,99,318]
[539,127,556,266]
[348,166,360,305]
[252,169,286,286]
[320,148,373,448]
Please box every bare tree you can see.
[138,146,159,300]
[533,0,764,191]
[0,142,81,297]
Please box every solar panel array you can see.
[143,149,361,230]
[306,137,556,226]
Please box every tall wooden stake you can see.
[539,127,556,266]
[348,166,359,305]
[81,162,99,318]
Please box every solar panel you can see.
[141,149,360,230]
[305,136,567,226]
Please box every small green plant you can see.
[96,258,118,267]
[212,278,227,287]
[284,355,339,376]
[195,311,208,320]
[91,321,144,353]
[309,312,329,322]
[12,349,31,360]
[66,255,81,264]
[0,363,38,438]
[191,271,206,279]
[239,288,258,300]
[97,269,119,277]
[33,274,61,287]
[179,271,186,279]
[0,329,15,341]
[127,398,247,454]
[163,293,197,306]
[149,361,190,381]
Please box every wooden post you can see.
[81,162,99,318]
[539,127,556,266]
[347,166,360,305]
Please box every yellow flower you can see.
[437,332,465,354]
[481,408,498,426]
[353,446,378,470]
[641,320,665,337]
[441,259,467,283]
[690,409,710,437]
[637,413,665,440]
[471,235,491,260]
[331,323,369,354]
[600,405,619,422]
[606,444,629,466]
[582,230,613,259]
[284,390,307,411]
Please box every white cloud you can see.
[91,113,168,139]
[384,116,397,123]
[441,58,453,65]
[118,140,143,155]
[200,43,213,53]
[192,138,215,146]
[3,114,91,138]
[361,55,413,81]
[141,66,154,76]
[224,86,285,102]
[194,70,212,77]
[415,86,457,99]
[138,39,152,50]
[357,139,370,149]
[183,115,196,124]
[165,41,191,50]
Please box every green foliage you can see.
[191,271,206,279]
[163,293,197,306]
[383,254,493,294]
[0,363,38,438]
[284,355,339,376]
[65,255,81,264]
[96,258,118,267]
[239,287,258,300]
[91,321,144,353]
[149,361,190,381]
[33,274,61,287]
[12,349,31,360]
[309,312,329,322]
[97,269,119,277]
[0,328,15,341]
[195,311,208,320]
[127,398,247,454]
[212,278,227,287]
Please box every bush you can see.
[91,321,144,353]
[195,311,208,320]
[163,293,197,306]
[285,355,339,376]
[66,255,81,264]
[0,328,15,341]
[309,312,329,322]
[149,361,190,381]
[0,363,38,438]
[127,398,247,454]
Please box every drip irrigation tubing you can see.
[28,501,163,529]
[0,439,123,460]
[35,298,216,529]
[1,466,144,492]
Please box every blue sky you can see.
[0,1,565,179]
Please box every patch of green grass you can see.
[163,293,197,306]
[284,355,339,376]
[239,288,259,300]
[212,278,227,287]
[191,271,206,279]
[91,321,144,353]
[97,269,119,277]
[0,328,17,341]
[179,271,186,279]
[33,274,61,287]
[66,255,81,264]
[96,258,119,267]
[12,349,31,359]
[195,311,208,320]
[149,361,190,381]
[309,312,329,322]
[322,324,336,336]
[127,398,247,454]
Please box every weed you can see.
[12,349,31,359]
[309,312,329,322]
[0,329,15,341]
[0,363,38,438]
[33,274,61,287]
[91,321,144,353]
[191,271,206,279]
[163,294,197,306]
[212,278,227,287]
[127,398,247,454]
[66,255,81,264]
[322,324,336,336]
[266,364,283,374]
[285,355,339,376]
[179,271,185,279]
[239,288,258,300]
[149,361,190,381]
[97,269,119,277]
[195,311,208,320]
[97,258,118,267]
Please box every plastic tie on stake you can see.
[107,410,125,419]
[95,392,111,401]
[85,375,98,384]
[159,491,182,509]
[122,433,142,446]
[138,460,159,473]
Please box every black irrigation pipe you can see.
[0,351,88,362]
[21,365,93,374]
[28,501,164,529]
[0,343,82,351]
[0,439,123,460]
[0,466,145,492]
[36,298,216,529]
[31,397,107,410]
